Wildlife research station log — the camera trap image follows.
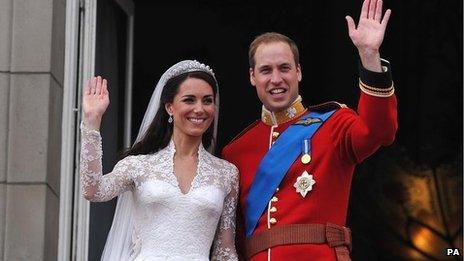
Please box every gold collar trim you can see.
[261,96,307,126]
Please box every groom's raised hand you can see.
[345,0,391,72]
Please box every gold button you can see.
[270,206,277,213]
[269,218,277,224]
[271,196,278,202]
[272,132,280,138]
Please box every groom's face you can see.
[250,41,302,112]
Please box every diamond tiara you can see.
[164,60,216,82]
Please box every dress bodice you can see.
[80,124,239,260]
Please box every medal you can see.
[301,154,311,164]
[301,139,311,164]
[293,171,316,197]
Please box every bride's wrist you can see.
[83,115,102,131]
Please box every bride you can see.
[80,60,239,260]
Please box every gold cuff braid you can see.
[359,80,395,97]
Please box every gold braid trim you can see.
[359,83,395,97]
[261,96,307,126]
[359,79,395,97]
[359,79,394,92]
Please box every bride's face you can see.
[166,77,215,138]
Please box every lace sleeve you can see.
[80,122,134,202]
[211,164,239,261]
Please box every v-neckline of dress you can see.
[167,139,205,195]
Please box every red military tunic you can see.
[222,62,397,260]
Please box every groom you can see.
[222,0,397,260]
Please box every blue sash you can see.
[245,110,336,237]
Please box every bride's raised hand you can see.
[83,76,110,130]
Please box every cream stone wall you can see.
[0,0,66,259]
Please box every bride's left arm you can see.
[211,164,239,261]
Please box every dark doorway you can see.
[90,0,128,260]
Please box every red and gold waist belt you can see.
[245,223,352,261]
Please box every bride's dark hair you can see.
[123,71,217,157]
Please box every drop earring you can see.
[168,115,173,123]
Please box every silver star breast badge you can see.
[293,171,316,197]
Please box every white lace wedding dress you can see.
[80,124,239,261]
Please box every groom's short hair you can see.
[248,32,300,69]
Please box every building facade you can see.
[0,0,134,260]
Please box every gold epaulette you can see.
[226,120,260,145]
[307,101,348,112]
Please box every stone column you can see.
[0,0,66,260]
